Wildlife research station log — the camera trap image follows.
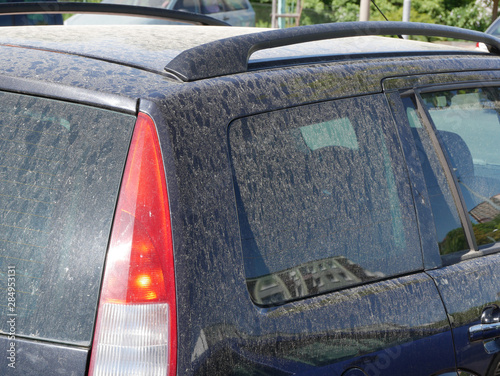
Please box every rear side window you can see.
[420,87,500,252]
[0,91,135,345]
[229,94,422,306]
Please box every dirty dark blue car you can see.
[1,4,500,375]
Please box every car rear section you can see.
[0,33,185,374]
[0,89,135,373]
[2,22,500,376]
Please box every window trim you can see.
[417,81,500,95]
[0,74,137,115]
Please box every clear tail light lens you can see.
[89,112,176,376]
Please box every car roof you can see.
[0,24,488,76]
[1,22,499,106]
[0,25,260,74]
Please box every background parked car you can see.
[478,16,500,50]
[0,0,63,25]
[487,15,500,37]
[65,0,255,26]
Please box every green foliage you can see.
[253,0,496,31]
[439,213,500,256]
[328,0,359,21]
[442,1,491,30]
[472,214,500,245]
[368,0,492,30]
[252,2,273,27]
[439,226,467,256]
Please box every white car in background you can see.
[486,15,500,37]
[477,16,500,51]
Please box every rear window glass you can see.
[0,91,135,345]
[229,94,422,306]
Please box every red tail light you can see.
[89,113,176,376]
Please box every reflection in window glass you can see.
[229,95,421,306]
[405,103,422,129]
[422,88,500,249]
[403,97,467,255]
[299,118,359,151]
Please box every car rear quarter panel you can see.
[151,57,486,375]
[0,337,88,376]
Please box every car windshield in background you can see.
[65,0,255,26]
[0,91,134,345]
[0,0,63,26]
[98,0,173,8]
[486,16,500,36]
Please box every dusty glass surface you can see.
[0,91,135,345]
[422,88,500,250]
[403,97,467,256]
[229,94,421,306]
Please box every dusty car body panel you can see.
[0,336,88,376]
[0,22,500,375]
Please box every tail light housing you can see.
[89,112,176,376]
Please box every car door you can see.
[385,73,500,376]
